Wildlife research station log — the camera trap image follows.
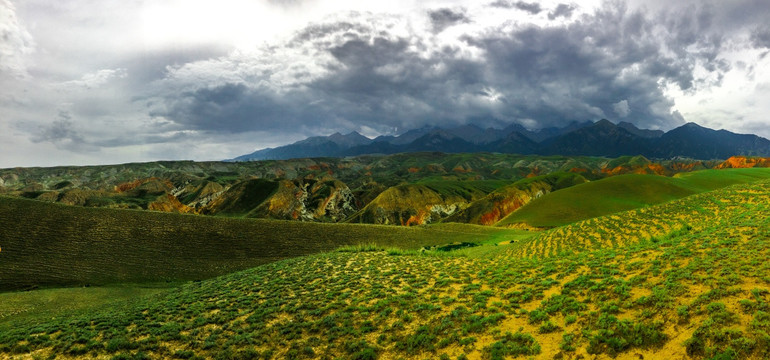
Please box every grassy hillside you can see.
[417,180,509,199]
[505,177,770,258]
[0,285,171,327]
[497,168,770,228]
[445,172,587,225]
[673,167,770,190]
[0,196,516,291]
[200,178,279,216]
[347,180,507,225]
[1,180,769,359]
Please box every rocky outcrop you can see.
[312,180,358,221]
[255,179,358,221]
[599,156,709,176]
[148,194,193,213]
[174,181,226,209]
[199,177,357,222]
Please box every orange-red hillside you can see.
[716,156,770,169]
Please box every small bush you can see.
[483,332,540,360]
[538,321,560,334]
[528,310,548,324]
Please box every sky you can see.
[1,0,769,167]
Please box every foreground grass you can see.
[0,196,514,291]
[497,167,770,228]
[2,181,769,359]
[0,285,173,327]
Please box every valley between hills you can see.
[2,151,770,359]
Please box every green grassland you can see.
[496,167,770,228]
[0,285,172,327]
[673,167,770,190]
[2,180,770,359]
[0,195,516,292]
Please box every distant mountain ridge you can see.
[231,120,770,161]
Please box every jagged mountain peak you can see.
[594,118,615,127]
[682,122,706,129]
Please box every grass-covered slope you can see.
[672,166,770,190]
[497,168,770,228]
[0,195,514,291]
[347,180,507,225]
[505,176,770,258]
[199,178,279,216]
[2,181,770,359]
[445,172,587,225]
[0,285,171,328]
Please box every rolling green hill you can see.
[0,196,516,291]
[444,172,588,225]
[496,168,770,228]
[2,181,769,359]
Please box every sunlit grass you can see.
[2,180,770,359]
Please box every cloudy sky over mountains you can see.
[1,0,769,167]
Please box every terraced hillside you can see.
[0,195,515,291]
[2,180,769,359]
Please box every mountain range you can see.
[232,120,770,161]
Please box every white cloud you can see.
[0,0,34,79]
[59,68,128,89]
[613,99,630,117]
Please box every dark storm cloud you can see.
[152,83,290,133]
[428,8,470,32]
[548,3,576,20]
[154,34,484,133]
[32,111,96,152]
[152,82,347,135]
[473,1,714,127]
[313,36,487,124]
[489,1,542,14]
[152,1,738,137]
[751,26,770,48]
